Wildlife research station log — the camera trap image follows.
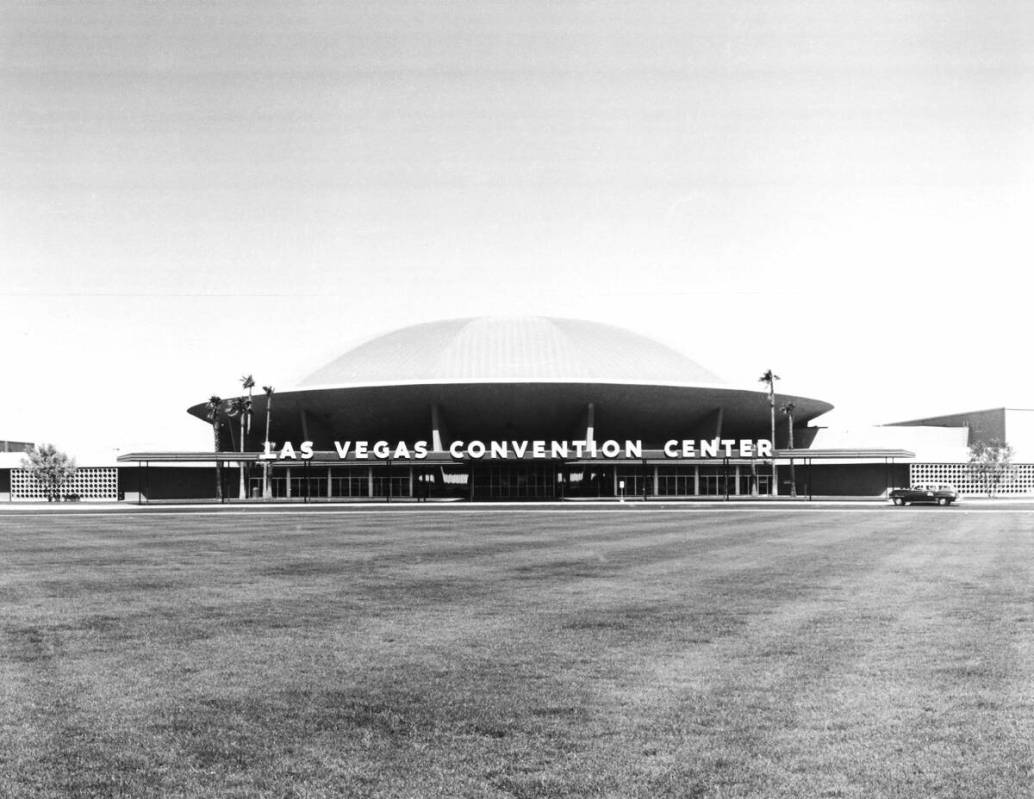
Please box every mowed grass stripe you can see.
[1,511,1032,797]
[573,513,1034,798]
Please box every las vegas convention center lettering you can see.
[261,439,773,461]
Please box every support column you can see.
[431,404,450,452]
[694,465,699,496]
[409,467,414,498]
[653,466,659,497]
[285,467,291,498]
[367,466,373,498]
[734,465,740,495]
[327,466,333,498]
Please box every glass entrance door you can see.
[471,463,557,500]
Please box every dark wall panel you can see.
[793,463,909,496]
[118,466,221,500]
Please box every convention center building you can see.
[3,317,1033,501]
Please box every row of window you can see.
[248,466,776,499]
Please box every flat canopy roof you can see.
[117,448,914,464]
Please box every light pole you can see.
[759,370,780,496]
[781,401,797,497]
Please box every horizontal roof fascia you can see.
[117,448,914,464]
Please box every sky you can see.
[1,1,1032,461]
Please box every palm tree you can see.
[224,398,243,449]
[262,385,275,499]
[226,395,251,499]
[780,401,797,497]
[238,375,255,499]
[759,370,780,495]
[205,395,225,501]
[241,375,255,445]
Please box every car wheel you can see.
[892,497,903,506]
[938,497,948,506]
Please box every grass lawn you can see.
[1,507,1032,798]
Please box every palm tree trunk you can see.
[212,421,223,501]
[769,394,778,496]
[239,413,247,500]
[787,413,797,497]
[263,397,273,499]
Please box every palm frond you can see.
[205,395,223,420]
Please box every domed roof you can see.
[299,316,725,388]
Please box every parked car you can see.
[889,484,959,506]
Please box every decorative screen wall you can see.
[10,467,118,501]
[910,463,1034,496]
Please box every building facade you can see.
[4,320,1030,501]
